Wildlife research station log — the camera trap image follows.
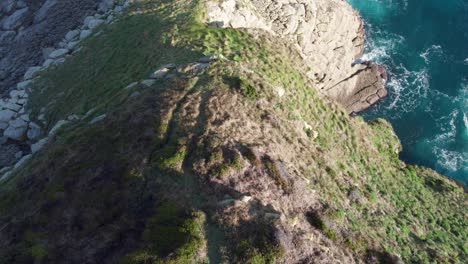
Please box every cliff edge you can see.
[0,1,465,263]
[206,0,388,113]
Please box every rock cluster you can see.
[205,0,388,113]
[0,0,139,98]
[0,0,133,181]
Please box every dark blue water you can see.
[348,0,468,184]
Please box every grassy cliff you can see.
[0,1,466,263]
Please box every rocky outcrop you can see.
[0,0,101,98]
[0,0,131,178]
[205,0,387,113]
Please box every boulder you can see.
[49,48,69,59]
[125,82,138,90]
[9,118,28,129]
[17,80,32,90]
[4,102,21,112]
[3,125,27,141]
[141,79,155,87]
[80,30,92,40]
[19,114,29,121]
[31,137,49,153]
[83,16,95,26]
[27,122,42,140]
[9,89,25,99]
[1,7,29,30]
[14,154,32,169]
[23,66,42,80]
[67,41,79,50]
[0,109,15,122]
[88,19,104,30]
[198,54,226,63]
[89,114,107,124]
[149,68,170,79]
[65,30,80,42]
[49,120,69,135]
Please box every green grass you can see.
[122,202,206,264]
[4,0,466,263]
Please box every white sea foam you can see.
[420,45,443,64]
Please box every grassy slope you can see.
[0,0,466,263]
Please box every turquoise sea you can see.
[348,0,468,184]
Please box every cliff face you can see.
[0,1,466,264]
[205,0,388,113]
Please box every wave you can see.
[419,45,444,64]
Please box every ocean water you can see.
[348,0,468,184]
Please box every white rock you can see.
[88,19,104,30]
[276,86,286,97]
[67,41,79,50]
[141,79,155,87]
[43,59,55,68]
[4,125,27,140]
[84,16,95,26]
[17,80,32,90]
[149,68,170,79]
[9,89,25,99]
[0,166,11,175]
[17,99,27,105]
[14,154,32,169]
[38,113,45,121]
[0,170,13,182]
[89,114,107,124]
[80,30,92,40]
[0,109,16,122]
[9,118,27,129]
[49,49,69,59]
[31,137,49,153]
[27,122,42,140]
[241,196,253,203]
[4,102,21,112]
[65,29,80,41]
[67,115,80,121]
[19,114,29,122]
[23,66,42,80]
[54,58,66,65]
[49,120,69,135]
[125,82,138,90]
